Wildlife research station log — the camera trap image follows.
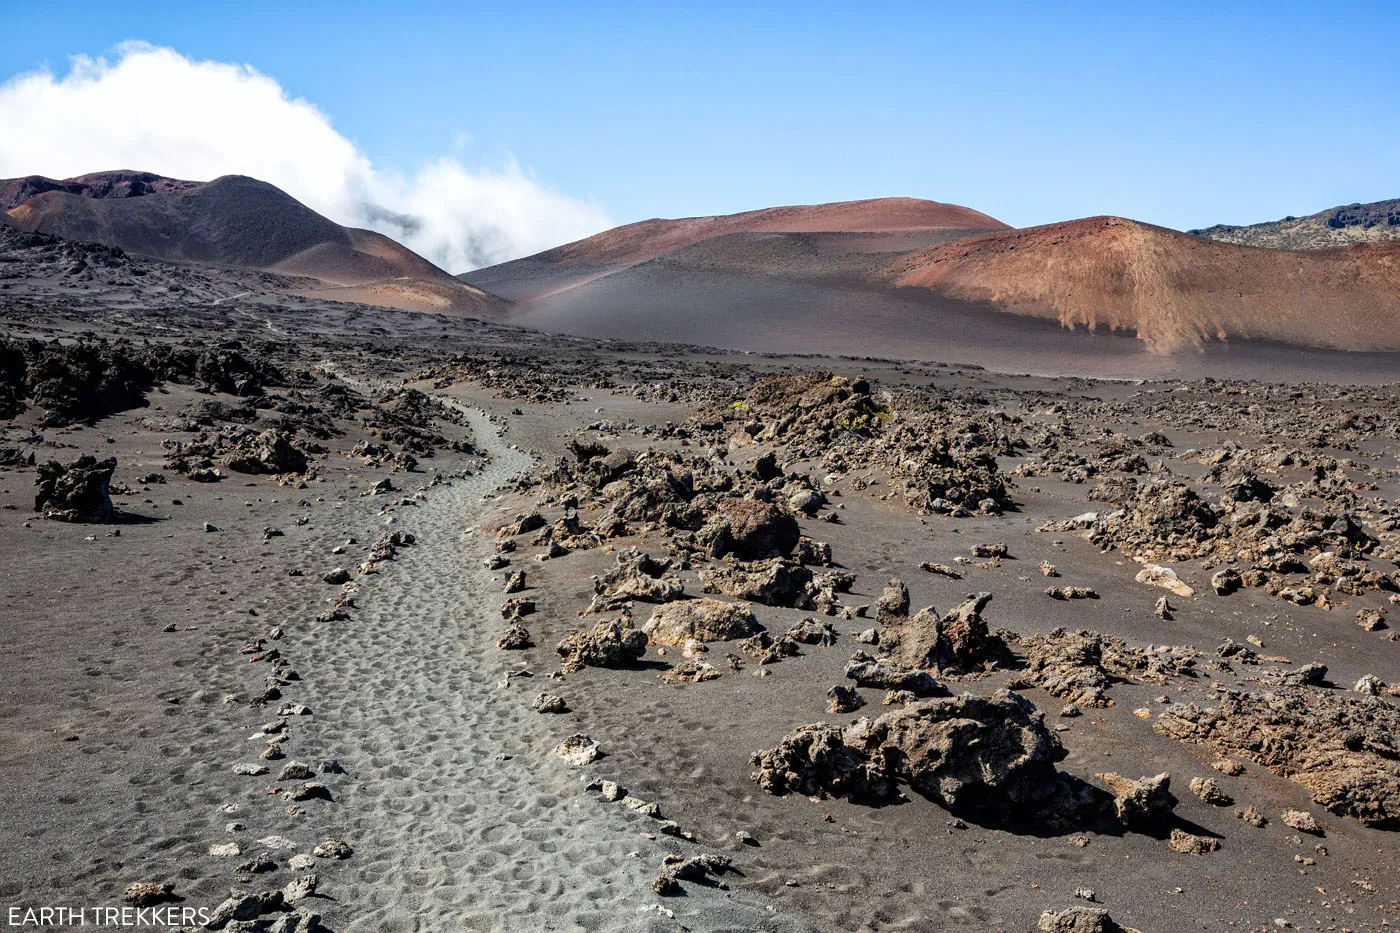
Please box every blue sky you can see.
[2,1,1397,236]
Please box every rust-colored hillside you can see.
[888,216,1400,352]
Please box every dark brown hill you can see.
[0,170,201,212]
[3,173,503,315]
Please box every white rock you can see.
[553,733,600,765]
[1135,564,1195,598]
[256,835,299,850]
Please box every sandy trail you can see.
[285,406,797,932]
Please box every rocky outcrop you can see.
[750,723,886,799]
[556,619,648,673]
[1009,628,1199,708]
[642,598,761,645]
[1038,907,1140,933]
[847,690,1067,810]
[586,548,684,612]
[699,558,849,612]
[164,425,312,481]
[878,591,1014,675]
[843,654,948,696]
[786,617,838,646]
[1134,564,1194,598]
[566,440,637,488]
[496,626,532,650]
[662,658,723,683]
[752,690,1066,813]
[866,413,1015,516]
[1155,689,1400,828]
[707,498,801,560]
[0,336,282,427]
[1097,772,1177,828]
[222,428,309,475]
[122,882,175,908]
[875,577,910,625]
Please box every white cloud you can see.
[0,42,609,270]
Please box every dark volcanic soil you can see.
[505,252,1400,384]
[2,234,1400,933]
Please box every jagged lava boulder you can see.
[750,724,885,798]
[848,690,1066,809]
[752,689,1066,812]
[556,619,649,673]
[34,455,117,522]
[710,498,801,559]
[879,591,1013,674]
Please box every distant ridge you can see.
[461,197,1008,301]
[532,197,1008,267]
[1192,197,1400,250]
[0,170,201,212]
